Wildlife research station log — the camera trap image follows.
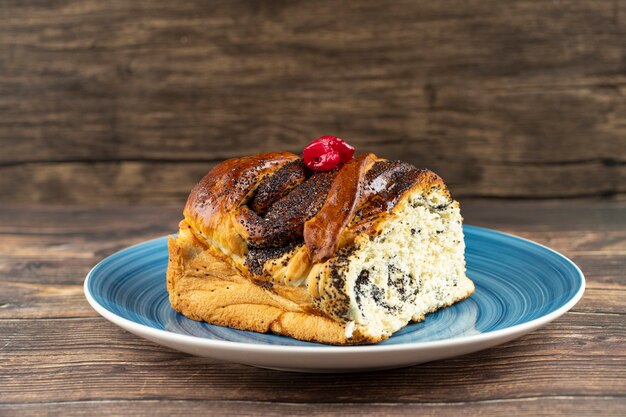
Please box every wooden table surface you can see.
[1,200,624,416]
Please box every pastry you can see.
[167,136,474,344]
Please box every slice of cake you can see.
[167,136,474,344]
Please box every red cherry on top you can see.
[303,136,355,171]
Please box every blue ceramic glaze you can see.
[86,226,584,347]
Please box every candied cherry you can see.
[303,136,355,171]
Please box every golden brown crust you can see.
[167,218,474,345]
[183,152,298,261]
[184,152,298,228]
[183,153,452,286]
[182,152,449,278]
[169,152,473,345]
[167,226,381,345]
[304,153,377,262]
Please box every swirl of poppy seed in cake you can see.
[250,159,310,214]
[235,168,339,247]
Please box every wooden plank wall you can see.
[1,0,625,203]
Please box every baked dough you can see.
[167,152,474,344]
[167,224,368,344]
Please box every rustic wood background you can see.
[1,0,625,204]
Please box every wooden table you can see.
[1,201,624,416]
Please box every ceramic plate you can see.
[84,226,584,372]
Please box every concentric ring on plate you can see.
[85,226,584,347]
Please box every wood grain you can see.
[1,313,625,404]
[2,398,625,417]
[1,0,625,202]
[0,201,625,416]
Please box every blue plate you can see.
[85,225,584,372]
